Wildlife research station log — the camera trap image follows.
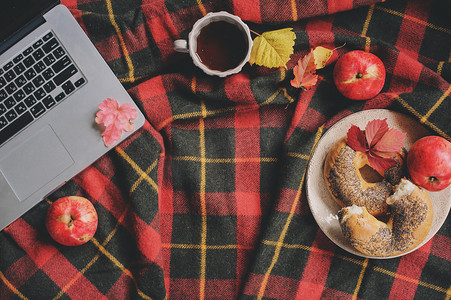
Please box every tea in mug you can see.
[196,21,249,72]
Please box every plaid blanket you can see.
[1,0,450,299]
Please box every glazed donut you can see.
[338,179,433,257]
[324,137,406,216]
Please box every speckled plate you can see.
[306,109,451,259]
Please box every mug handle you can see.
[174,39,189,53]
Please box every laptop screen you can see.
[0,0,58,44]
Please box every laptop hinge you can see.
[0,16,45,55]
[0,0,59,56]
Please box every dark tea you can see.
[196,21,249,72]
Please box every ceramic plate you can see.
[306,109,451,259]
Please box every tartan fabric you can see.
[1,0,450,299]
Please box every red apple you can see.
[46,196,98,246]
[407,136,451,191]
[333,50,386,100]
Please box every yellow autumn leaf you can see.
[313,46,334,70]
[313,43,346,69]
[249,28,296,68]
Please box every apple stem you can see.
[429,176,438,183]
[67,214,74,228]
[356,73,363,79]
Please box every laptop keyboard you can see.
[0,31,86,146]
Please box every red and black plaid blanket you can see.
[1,0,450,299]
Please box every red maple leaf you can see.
[346,119,406,173]
[95,98,138,147]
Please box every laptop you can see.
[0,0,146,231]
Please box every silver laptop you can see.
[0,0,146,230]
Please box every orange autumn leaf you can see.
[290,44,345,89]
[95,98,138,147]
[290,50,318,89]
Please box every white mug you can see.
[173,11,253,77]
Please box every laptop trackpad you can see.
[0,125,74,201]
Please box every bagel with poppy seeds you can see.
[324,137,406,216]
[337,179,433,257]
